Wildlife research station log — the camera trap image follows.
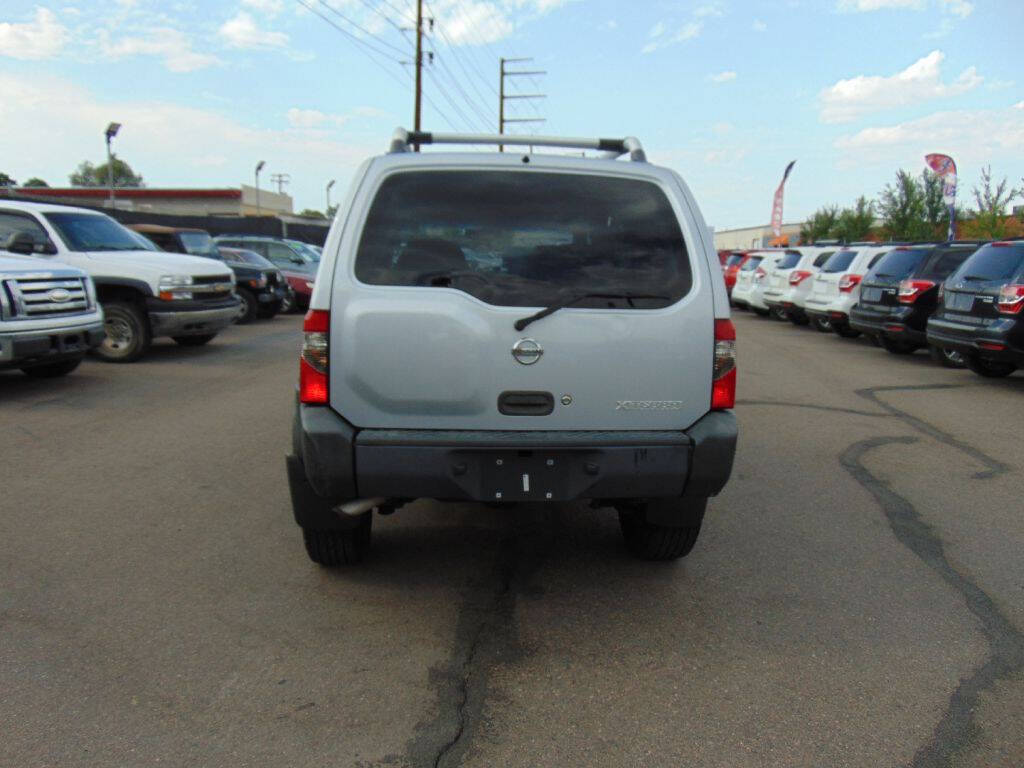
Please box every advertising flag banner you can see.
[771,160,796,237]
[925,153,957,240]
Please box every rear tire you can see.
[752,307,770,317]
[234,287,257,324]
[929,345,966,368]
[769,306,788,321]
[789,313,810,326]
[833,324,861,339]
[302,514,372,566]
[173,334,216,346]
[879,336,920,354]
[96,301,150,363]
[964,355,1016,378]
[619,509,703,561]
[21,358,83,378]
[812,316,832,333]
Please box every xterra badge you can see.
[616,400,685,410]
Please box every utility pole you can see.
[413,0,423,151]
[270,173,290,194]
[499,57,546,152]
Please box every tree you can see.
[0,172,15,187]
[877,170,933,241]
[833,196,875,242]
[23,177,48,187]
[799,205,839,243]
[960,166,1022,240]
[298,208,326,219]
[69,155,144,187]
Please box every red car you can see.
[722,251,752,296]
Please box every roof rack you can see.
[387,127,647,162]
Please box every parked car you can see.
[0,202,239,362]
[287,129,738,565]
[722,251,751,298]
[731,250,786,316]
[761,246,837,324]
[0,240,105,377]
[127,225,287,324]
[213,235,318,311]
[803,245,890,337]
[926,240,1024,378]
[849,241,984,365]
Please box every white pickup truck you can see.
[0,202,239,362]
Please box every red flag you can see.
[771,160,796,237]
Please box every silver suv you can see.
[287,129,738,565]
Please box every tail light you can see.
[838,273,862,293]
[712,318,736,410]
[898,279,936,304]
[997,284,1024,314]
[937,282,945,302]
[754,267,766,283]
[299,309,329,404]
[789,270,813,286]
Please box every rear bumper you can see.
[849,304,927,344]
[927,316,1024,363]
[0,318,105,370]
[287,406,738,529]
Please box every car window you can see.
[144,232,180,252]
[179,231,219,257]
[919,247,978,280]
[354,170,692,308]
[868,247,930,279]
[867,251,888,269]
[267,242,306,265]
[44,212,147,252]
[812,251,834,268]
[775,250,802,270]
[725,253,745,267]
[0,212,55,253]
[740,256,762,271]
[950,244,1024,282]
[821,249,857,273]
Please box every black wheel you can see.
[234,288,257,324]
[96,302,150,363]
[173,334,217,346]
[812,316,832,333]
[789,313,810,326]
[964,355,1016,378]
[618,509,703,561]
[280,288,297,314]
[879,336,920,354]
[929,345,966,368]
[21,358,82,378]
[769,306,788,321]
[302,514,372,565]
[752,307,770,317]
[833,324,861,339]
[257,302,279,319]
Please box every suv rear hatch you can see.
[330,165,714,431]
[806,248,858,311]
[935,244,1024,332]
[762,249,802,301]
[859,247,929,308]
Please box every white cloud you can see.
[101,28,222,73]
[709,70,737,83]
[287,108,329,128]
[694,3,724,17]
[286,105,392,129]
[1014,101,1024,110]
[819,50,982,123]
[415,0,572,46]
[598,19,618,30]
[939,0,972,17]
[704,148,748,166]
[642,20,702,53]
[0,7,70,60]
[752,19,767,31]
[837,0,924,10]
[219,11,289,48]
[241,0,284,13]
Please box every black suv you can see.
[926,240,1024,378]
[130,225,286,323]
[849,241,984,366]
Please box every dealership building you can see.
[6,184,293,217]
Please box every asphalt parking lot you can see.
[2,312,1023,768]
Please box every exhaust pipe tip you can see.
[335,497,389,517]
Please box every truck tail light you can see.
[838,273,862,293]
[299,309,329,404]
[712,318,736,410]
[997,284,1024,314]
[898,279,935,304]
[789,270,813,286]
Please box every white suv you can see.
[761,246,837,324]
[287,129,738,564]
[803,245,892,336]
[731,249,786,316]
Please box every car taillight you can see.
[712,318,736,410]
[789,270,812,286]
[838,273,862,293]
[898,279,936,304]
[299,309,329,404]
[997,284,1024,314]
[937,282,945,302]
[754,267,766,283]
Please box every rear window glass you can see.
[919,246,978,280]
[740,256,762,271]
[821,249,857,273]
[179,231,218,257]
[812,251,834,267]
[354,171,691,308]
[868,248,929,279]
[867,251,888,269]
[775,250,802,269]
[725,253,745,267]
[951,244,1024,282]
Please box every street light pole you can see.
[254,160,266,216]
[104,122,121,208]
[326,179,336,214]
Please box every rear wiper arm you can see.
[514,292,671,332]
[961,275,992,282]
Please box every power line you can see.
[311,0,410,59]
[430,48,496,126]
[425,1,499,116]
[426,68,488,132]
[351,0,412,34]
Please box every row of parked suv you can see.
[0,200,322,375]
[722,239,1024,377]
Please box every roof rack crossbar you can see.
[388,127,646,162]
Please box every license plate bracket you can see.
[480,452,567,501]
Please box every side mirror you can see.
[4,232,37,255]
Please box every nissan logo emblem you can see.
[48,288,72,303]
[511,338,543,365]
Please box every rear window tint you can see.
[867,251,888,269]
[740,256,762,271]
[354,171,691,308]
[951,244,1024,282]
[868,247,929,279]
[725,253,745,267]
[821,250,857,273]
[812,251,834,268]
[775,250,802,269]
[919,246,978,280]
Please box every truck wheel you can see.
[928,345,966,368]
[97,302,150,363]
[812,316,832,333]
[21,358,82,378]
[173,334,217,346]
[879,336,920,355]
[618,509,703,561]
[964,355,1016,378]
[833,325,861,339]
[302,514,372,566]
[234,288,257,324]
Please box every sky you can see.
[1,0,1022,229]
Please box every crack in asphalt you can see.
[735,398,887,418]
